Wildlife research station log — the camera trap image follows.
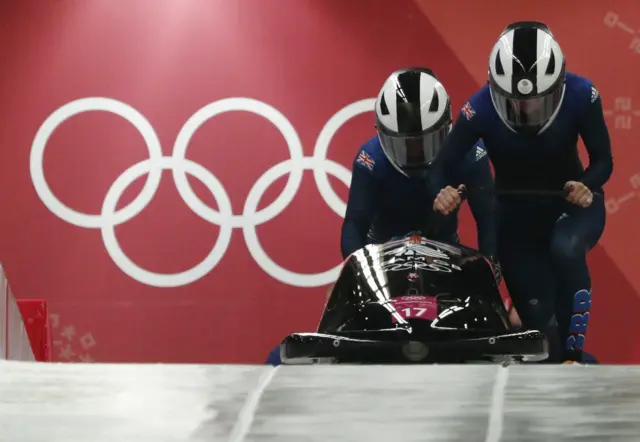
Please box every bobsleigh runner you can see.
[279,232,549,365]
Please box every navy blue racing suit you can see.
[429,72,613,363]
[266,346,281,366]
[340,135,497,260]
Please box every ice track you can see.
[1,361,639,442]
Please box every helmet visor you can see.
[491,86,564,128]
[378,124,450,170]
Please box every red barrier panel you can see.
[17,299,52,362]
[0,0,637,363]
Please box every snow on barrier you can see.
[0,264,36,361]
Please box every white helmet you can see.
[375,68,452,177]
[488,21,566,135]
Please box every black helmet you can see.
[488,21,566,135]
[374,68,452,177]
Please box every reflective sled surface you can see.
[281,233,548,364]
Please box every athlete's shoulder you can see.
[458,85,493,123]
[353,135,389,175]
[449,139,491,186]
[462,139,489,168]
[565,71,595,90]
[564,72,600,106]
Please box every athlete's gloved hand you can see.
[433,184,465,215]
[564,181,593,208]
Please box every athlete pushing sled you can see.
[431,21,612,364]
[267,67,504,366]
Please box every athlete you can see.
[266,67,500,367]
[340,67,498,261]
[430,21,613,364]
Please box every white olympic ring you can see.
[30,96,375,288]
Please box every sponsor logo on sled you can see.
[381,243,463,273]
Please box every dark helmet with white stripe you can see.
[488,21,566,135]
[374,68,452,178]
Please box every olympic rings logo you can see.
[29,97,375,288]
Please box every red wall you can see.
[0,0,638,363]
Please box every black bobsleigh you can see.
[280,232,549,364]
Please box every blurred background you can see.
[0,0,638,364]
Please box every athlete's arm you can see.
[429,107,482,191]
[578,90,614,190]
[463,145,497,259]
[340,156,379,259]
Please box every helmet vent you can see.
[379,94,390,115]
[545,50,556,75]
[495,51,505,75]
[428,89,439,112]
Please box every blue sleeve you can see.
[266,345,281,366]
[461,144,497,259]
[578,87,613,190]
[340,154,379,259]
[429,104,483,191]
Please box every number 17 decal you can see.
[402,307,427,318]
[391,296,438,322]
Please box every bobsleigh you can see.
[279,232,548,365]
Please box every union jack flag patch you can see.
[356,150,375,170]
[461,101,475,120]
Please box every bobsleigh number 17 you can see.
[280,233,549,364]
